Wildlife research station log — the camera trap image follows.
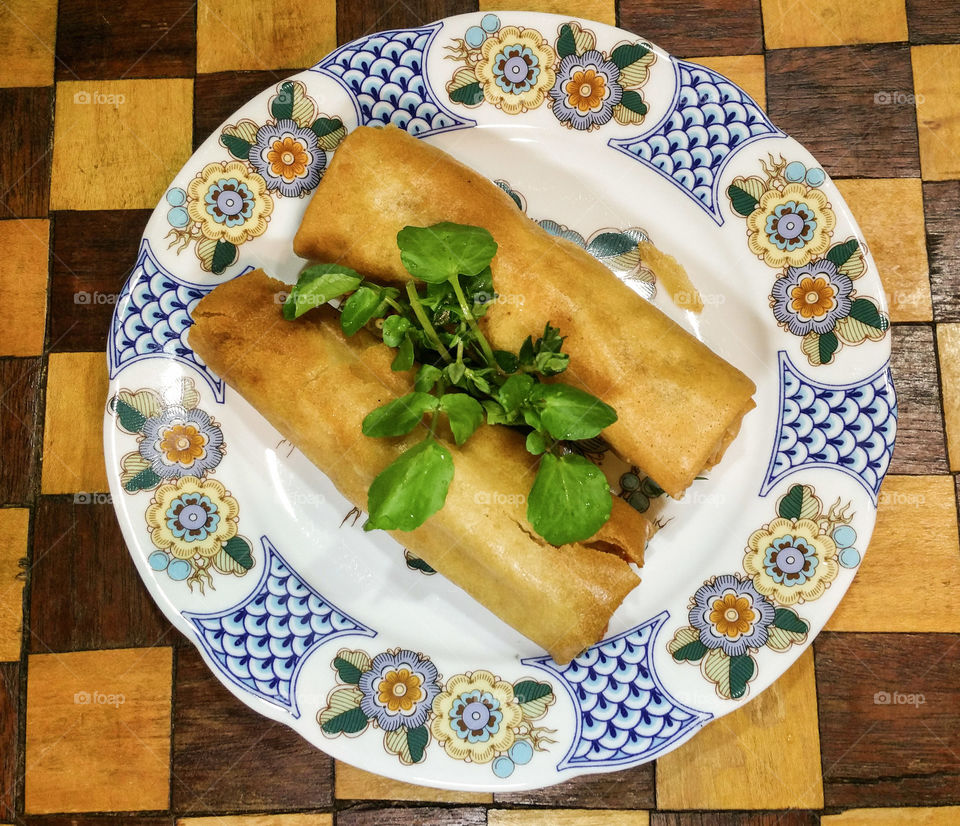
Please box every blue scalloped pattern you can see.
[762,351,897,503]
[523,612,711,770]
[311,23,474,137]
[184,537,375,718]
[609,59,784,225]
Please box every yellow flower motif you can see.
[187,161,273,246]
[146,475,239,560]
[475,27,556,115]
[708,593,757,639]
[431,670,522,763]
[745,517,840,605]
[746,183,836,268]
[377,668,424,714]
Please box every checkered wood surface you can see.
[1,0,959,822]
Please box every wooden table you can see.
[1,0,959,823]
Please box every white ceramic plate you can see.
[104,11,896,791]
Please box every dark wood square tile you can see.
[815,631,960,807]
[494,762,655,808]
[619,0,763,57]
[766,45,920,178]
[888,324,948,474]
[0,358,43,506]
[339,807,485,826]
[48,210,150,352]
[338,0,478,46]
[924,181,960,323]
[173,645,334,814]
[907,0,960,44]
[23,819,172,826]
[55,0,196,80]
[29,496,173,653]
[0,87,52,219]
[651,814,820,826]
[0,662,19,820]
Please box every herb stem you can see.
[405,282,452,362]
[449,276,499,371]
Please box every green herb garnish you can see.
[285,222,619,545]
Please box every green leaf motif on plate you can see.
[619,90,648,116]
[124,467,161,493]
[848,298,888,331]
[222,536,254,570]
[449,81,484,106]
[610,42,649,69]
[727,183,759,216]
[113,397,147,434]
[556,24,577,58]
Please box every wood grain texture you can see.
[0,357,44,505]
[335,763,492,803]
[687,54,766,110]
[937,324,960,470]
[25,819,172,826]
[826,475,960,631]
[29,497,174,653]
[0,0,57,88]
[0,663,19,820]
[50,79,193,211]
[489,810,649,825]
[49,210,150,352]
[815,632,960,807]
[906,0,960,45]
[55,0,196,80]
[822,806,960,825]
[923,181,960,322]
[337,808,485,826]
[651,814,819,826]
[912,45,960,181]
[766,45,920,178]
[337,1,478,46]
[834,178,931,322]
[619,0,762,57]
[656,648,823,810]
[887,325,948,474]
[24,647,173,813]
[0,87,52,219]
[0,219,48,356]
[40,352,109,494]
[197,0,337,73]
[0,508,28,661]
[494,763,654,809]
[173,646,334,813]
[480,0,615,26]
[178,816,333,826]
[761,0,908,49]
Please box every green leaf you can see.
[450,81,484,106]
[818,330,839,364]
[321,706,369,735]
[391,335,415,372]
[493,350,519,373]
[586,231,637,258]
[444,360,466,386]
[522,406,542,430]
[439,393,483,446]
[221,133,252,160]
[482,400,514,425]
[341,286,385,335]
[311,116,343,138]
[396,222,498,283]
[534,351,569,376]
[211,240,237,275]
[727,183,759,216]
[124,467,161,492]
[557,24,577,58]
[362,392,438,438]
[672,639,709,662]
[526,430,547,455]
[620,90,648,116]
[527,453,613,545]
[382,315,412,347]
[498,374,535,415]
[284,264,362,320]
[365,437,454,531]
[513,680,552,704]
[222,536,254,570]
[531,384,617,440]
[848,298,889,331]
[271,80,295,121]
[333,655,364,684]
[610,42,650,69]
[114,398,147,433]
[826,238,859,268]
[773,607,809,634]
[406,725,429,763]
[778,484,805,520]
[414,364,443,393]
[728,654,756,699]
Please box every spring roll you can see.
[293,126,756,498]
[189,269,650,663]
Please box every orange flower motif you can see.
[565,68,608,113]
[377,668,424,714]
[790,276,837,319]
[709,594,757,639]
[159,424,206,465]
[267,136,309,183]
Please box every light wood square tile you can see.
[197,0,337,73]
[0,219,48,356]
[0,0,57,87]
[41,352,109,494]
[937,327,960,472]
[656,647,823,809]
[50,79,193,210]
[912,45,960,181]
[489,810,649,825]
[336,762,492,803]
[178,815,333,826]
[25,646,173,813]
[761,0,908,48]
[687,54,766,110]
[823,806,960,825]
[834,178,931,322]
[480,0,616,27]
[827,475,960,631]
[0,508,28,661]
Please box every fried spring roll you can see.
[293,126,756,497]
[189,270,650,663]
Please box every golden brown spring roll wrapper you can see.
[189,270,650,664]
[294,126,756,497]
